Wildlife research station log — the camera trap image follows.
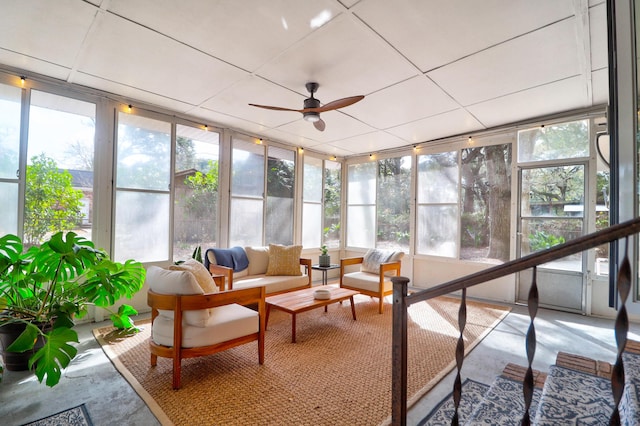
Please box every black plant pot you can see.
[319,254,331,267]
[0,322,46,371]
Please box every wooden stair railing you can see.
[391,216,640,426]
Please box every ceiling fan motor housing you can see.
[304,97,320,109]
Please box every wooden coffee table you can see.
[265,287,359,343]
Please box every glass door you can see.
[517,163,587,312]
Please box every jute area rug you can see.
[94,293,510,426]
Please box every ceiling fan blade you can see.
[315,95,364,113]
[248,103,303,113]
[314,118,326,132]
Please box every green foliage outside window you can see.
[183,160,219,216]
[528,231,566,252]
[24,154,84,246]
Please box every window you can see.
[173,124,220,261]
[229,138,296,247]
[377,156,411,252]
[347,162,376,248]
[266,146,295,245]
[518,120,589,162]
[302,156,322,248]
[416,151,458,257]
[230,138,265,247]
[323,160,341,248]
[346,157,410,251]
[0,83,22,235]
[115,113,171,262]
[25,90,96,245]
[460,144,512,262]
[302,157,342,250]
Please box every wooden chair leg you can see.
[172,353,181,390]
[379,297,384,314]
[151,353,157,367]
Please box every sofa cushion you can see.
[232,274,309,294]
[146,266,210,327]
[245,246,270,276]
[169,259,218,294]
[266,244,302,276]
[152,303,258,348]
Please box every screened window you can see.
[230,138,265,247]
[377,156,411,252]
[25,91,96,246]
[347,162,376,248]
[460,144,512,262]
[416,151,458,257]
[302,156,323,248]
[323,160,341,249]
[173,125,220,261]
[266,146,295,245]
[518,120,589,162]
[302,157,342,250]
[0,83,22,235]
[115,113,170,262]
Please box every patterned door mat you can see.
[418,379,489,425]
[22,404,92,426]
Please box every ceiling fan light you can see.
[304,112,320,122]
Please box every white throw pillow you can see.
[245,246,270,275]
[146,266,210,327]
[169,259,218,293]
[360,249,393,274]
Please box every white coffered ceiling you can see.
[0,0,608,157]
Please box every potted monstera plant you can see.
[0,231,145,387]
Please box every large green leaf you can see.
[80,260,145,307]
[29,327,78,387]
[0,234,22,264]
[6,322,40,352]
[110,304,138,329]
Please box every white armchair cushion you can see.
[151,303,259,348]
[146,266,210,327]
[342,271,394,293]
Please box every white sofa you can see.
[206,244,312,295]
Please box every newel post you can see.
[391,276,410,426]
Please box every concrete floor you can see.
[1,303,639,426]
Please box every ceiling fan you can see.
[249,82,364,131]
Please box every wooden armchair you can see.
[340,249,404,314]
[146,266,265,389]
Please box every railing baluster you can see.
[610,238,630,426]
[451,288,468,425]
[392,276,410,426]
[522,266,539,425]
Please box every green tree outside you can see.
[24,154,84,246]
